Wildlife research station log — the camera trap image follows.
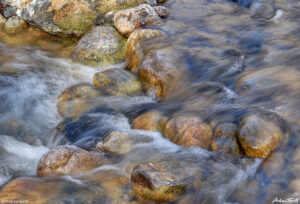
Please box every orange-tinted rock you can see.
[37,145,107,176]
[238,115,284,158]
[133,110,167,131]
[163,115,213,148]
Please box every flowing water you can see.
[0,0,300,203]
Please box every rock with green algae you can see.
[93,68,142,96]
[73,26,126,66]
[3,0,158,36]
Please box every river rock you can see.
[154,6,170,18]
[126,29,164,72]
[211,123,241,156]
[163,115,213,148]
[238,115,284,158]
[73,26,126,66]
[261,151,285,177]
[4,16,27,34]
[57,84,104,118]
[133,110,167,131]
[94,68,142,96]
[114,4,162,36]
[37,145,107,176]
[0,14,6,26]
[131,163,188,202]
[138,48,187,99]
[96,131,134,155]
[250,1,275,20]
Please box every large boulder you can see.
[237,115,284,158]
[2,0,157,36]
[73,26,126,66]
[126,29,164,72]
[131,163,188,202]
[163,115,213,148]
[37,145,107,176]
[57,84,104,118]
[210,123,241,156]
[4,16,27,34]
[114,4,162,36]
[93,68,142,96]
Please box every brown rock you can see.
[131,163,187,202]
[289,179,300,193]
[93,68,142,96]
[126,29,164,73]
[163,115,213,148]
[132,110,167,131]
[37,145,107,176]
[211,123,241,156]
[57,84,103,118]
[238,115,284,158]
[4,16,28,34]
[138,48,186,99]
[0,14,7,26]
[114,4,162,36]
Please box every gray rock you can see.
[154,6,170,18]
[4,16,27,34]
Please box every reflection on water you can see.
[0,0,300,203]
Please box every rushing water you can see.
[0,0,300,203]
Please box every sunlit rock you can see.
[131,163,188,202]
[238,115,283,158]
[154,6,170,18]
[57,84,104,118]
[126,29,164,72]
[211,123,241,156]
[73,26,126,66]
[133,110,167,131]
[4,16,27,34]
[37,145,107,176]
[94,68,142,96]
[114,4,162,37]
[163,115,213,148]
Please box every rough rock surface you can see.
[154,6,170,18]
[73,26,126,66]
[37,145,106,176]
[4,16,27,34]
[114,4,162,36]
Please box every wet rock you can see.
[210,123,241,156]
[73,26,126,66]
[94,68,142,96]
[154,6,170,18]
[4,16,27,34]
[131,163,188,202]
[37,145,107,176]
[57,84,104,118]
[126,29,164,72]
[262,151,285,177]
[2,5,18,18]
[250,1,275,20]
[114,4,162,36]
[163,115,213,148]
[138,48,187,99]
[133,110,167,131]
[0,14,6,26]
[238,115,284,158]
[96,131,134,155]
[289,179,300,193]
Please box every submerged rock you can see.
[211,123,241,156]
[131,163,188,202]
[4,16,27,34]
[133,110,167,131]
[0,14,6,26]
[126,29,164,72]
[37,145,107,176]
[238,115,284,158]
[114,4,162,36]
[94,68,142,96]
[73,26,126,66]
[57,84,104,118]
[163,115,213,148]
[250,1,275,20]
